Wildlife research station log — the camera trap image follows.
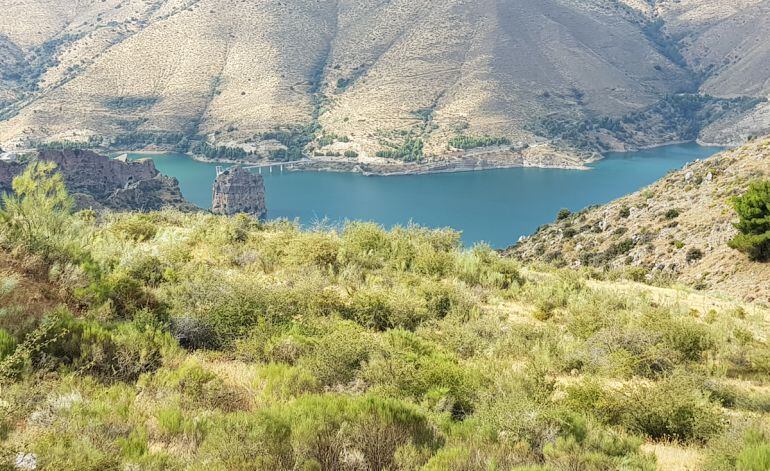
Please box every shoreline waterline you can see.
[113,139,715,177]
[125,143,724,247]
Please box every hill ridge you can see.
[508,135,770,303]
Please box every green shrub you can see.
[664,208,681,220]
[261,330,315,364]
[376,138,424,162]
[455,244,522,290]
[412,243,455,277]
[0,309,170,381]
[705,428,770,471]
[339,222,391,269]
[145,359,243,411]
[286,231,340,271]
[573,325,674,378]
[686,247,704,262]
[196,411,293,470]
[0,328,16,360]
[283,395,438,471]
[729,180,770,261]
[0,161,82,262]
[449,135,511,150]
[298,320,372,387]
[363,330,481,418]
[543,414,655,470]
[656,315,715,362]
[608,373,725,442]
[256,363,320,401]
[738,443,770,471]
[166,271,343,349]
[155,406,210,445]
[523,272,584,321]
[110,215,158,242]
[346,288,407,331]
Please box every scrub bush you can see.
[607,373,725,442]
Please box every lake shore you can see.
[123,146,595,176]
[123,143,722,247]
[114,137,725,177]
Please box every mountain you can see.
[0,0,768,167]
[652,0,770,145]
[508,135,770,303]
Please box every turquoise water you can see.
[127,143,721,247]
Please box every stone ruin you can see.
[211,166,267,219]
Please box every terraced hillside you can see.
[509,135,770,303]
[0,0,768,168]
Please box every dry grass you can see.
[642,442,704,471]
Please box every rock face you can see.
[0,149,198,212]
[0,160,23,194]
[212,167,267,219]
[40,150,159,200]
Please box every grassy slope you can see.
[1,192,770,469]
[510,135,770,304]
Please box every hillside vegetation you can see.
[1,164,770,470]
[510,135,770,304]
[0,0,768,166]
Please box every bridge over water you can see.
[215,159,307,176]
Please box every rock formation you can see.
[0,149,197,212]
[0,160,22,195]
[212,167,267,219]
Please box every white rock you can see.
[685,171,693,182]
[15,453,37,470]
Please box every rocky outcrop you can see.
[105,174,197,212]
[0,149,198,212]
[0,159,22,194]
[212,167,267,219]
[39,150,159,199]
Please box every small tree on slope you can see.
[729,180,770,262]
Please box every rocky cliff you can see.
[0,149,197,212]
[212,167,267,219]
[0,159,22,195]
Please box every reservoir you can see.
[127,143,722,248]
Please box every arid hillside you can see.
[0,0,768,167]
[509,135,770,303]
[655,0,770,145]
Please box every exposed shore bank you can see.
[112,138,725,177]
[120,145,597,176]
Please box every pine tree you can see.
[729,180,770,261]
